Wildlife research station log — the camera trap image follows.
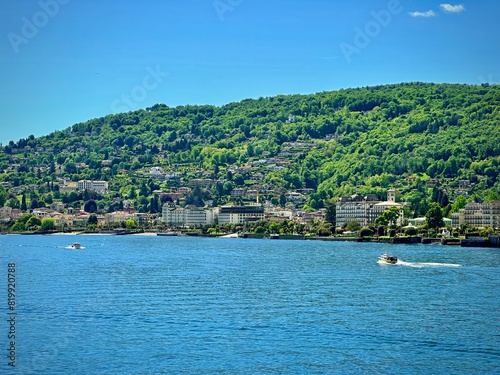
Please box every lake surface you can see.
[1,234,499,374]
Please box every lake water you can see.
[0,234,499,374]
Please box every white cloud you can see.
[440,4,465,13]
[408,10,437,17]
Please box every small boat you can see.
[67,242,83,250]
[378,253,398,264]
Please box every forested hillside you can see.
[1,82,499,217]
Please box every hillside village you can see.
[1,156,499,236]
[0,83,499,236]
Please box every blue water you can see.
[0,234,499,374]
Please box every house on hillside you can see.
[77,180,108,193]
[150,167,164,177]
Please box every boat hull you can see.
[378,254,398,264]
[378,259,397,264]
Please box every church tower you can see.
[387,189,396,203]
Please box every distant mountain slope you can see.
[1,82,499,215]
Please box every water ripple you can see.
[1,235,498,374]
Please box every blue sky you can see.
[1,0,499,145]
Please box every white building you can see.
[162,205,215,225]
[188,179,214,188]
[162,207,185,225]
[165,172,181,180]
[103,211,136,224]
[77,180,108,193]
[336,189,404,227]
[285,192,305,204]
[150,167,164,176]
[230,188,245,197]
[452,201,500,228]
[218,205,265,224]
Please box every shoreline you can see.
[3,231,499,248]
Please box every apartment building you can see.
[77,180,108,193]
[162,205,215,225]
[336,189,404,227]
[218,205,265,224]
[451,201,500,228]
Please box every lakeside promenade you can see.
[3,229,500,248]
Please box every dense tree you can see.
[345,220,361,232]
[451,196,469,213]
[29,199,39,210]
[359,227,373,237]
[0,82,498,222]
[125,219,137,229]
[88,214,98,225]
[84,200,98,213]
[425,203,444,232]
[21,194,27,211]
[26,215,41,229]
[384,207,400,227]
[404,226,417,236]
[41,218,55,230]
[149,194,160,213]
[317,223,333,236]
[374,215,388,227]
[65,163,77,174]
[185,187,204,207]
[325,200,336,227]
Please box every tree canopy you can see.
[0,82,499,217]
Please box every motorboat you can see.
[67,242,83,250]
[378,253,398,264]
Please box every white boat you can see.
[67,242,83,250]
[378,253,397,264]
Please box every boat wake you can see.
[64,245,85,250]
[396,260,461,268]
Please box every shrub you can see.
[404,227,418,236]
[317,226,332,237]
[253,226,266,234]
[41,218,55,230]
[359,227,373,237]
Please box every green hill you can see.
[1,82,499,217]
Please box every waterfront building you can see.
[451,201,500,228]
[335,189,404,227]
[218,205,265,224]
[162,205,215,225]
[104,211,134,224]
